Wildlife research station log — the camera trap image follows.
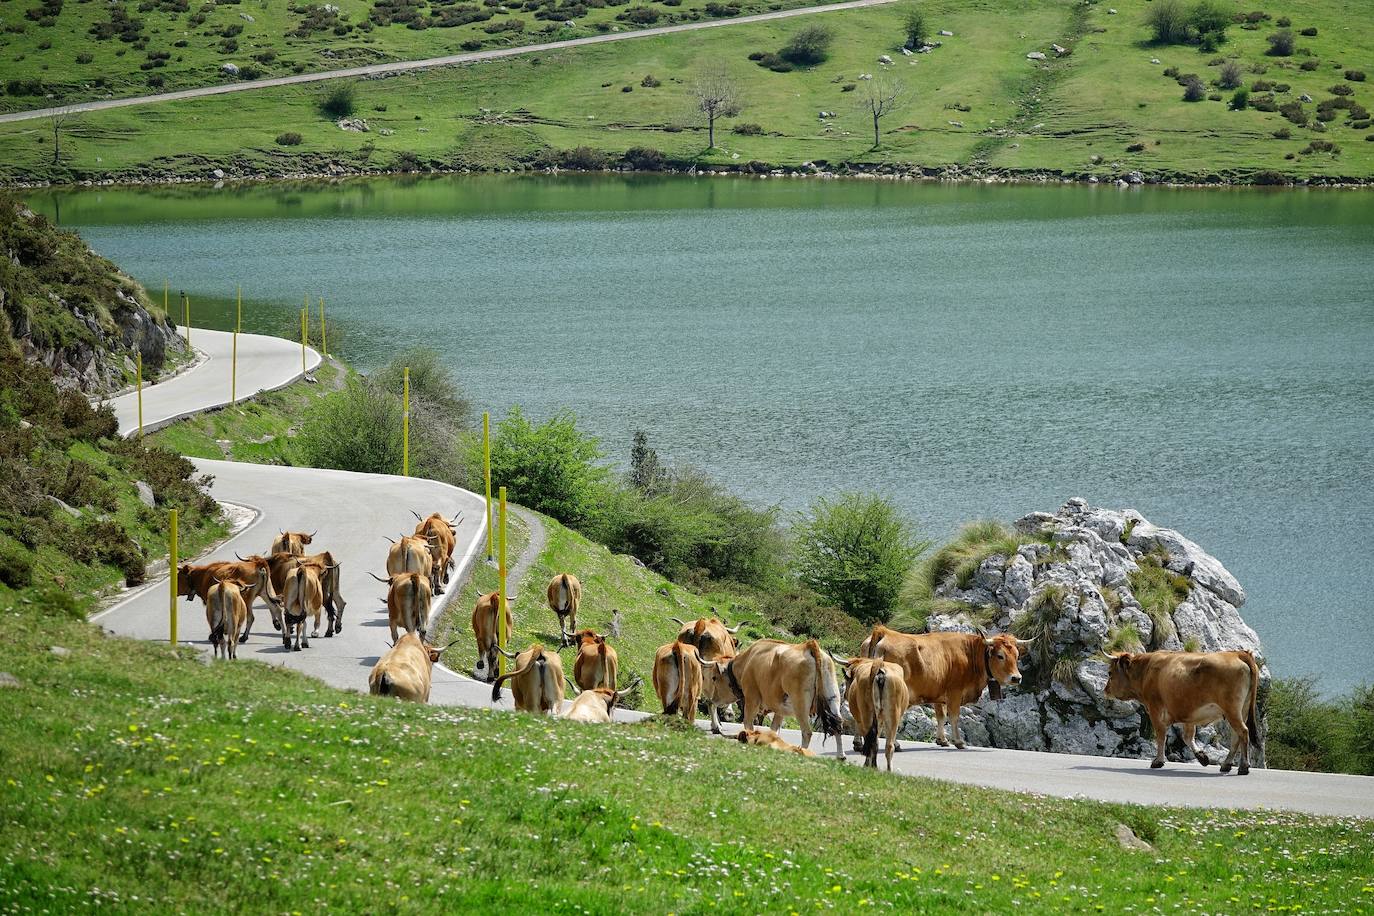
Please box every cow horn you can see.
[668,616,686,626]
[496,646,519,660]
[613,677,642,701]
[827,650,849,666]
[440,637,461,652]
[565,675,579,693]
[308,530,317,538]
[724,621,746,634]
[326,562,341,570]
[411,509,423,521]
[383,535,396,544]
[1016,637,1037,651]
[235,551,247,562]
[369,572,391,583]
[386,639,395,649]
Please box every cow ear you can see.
[428,648,442,662]
[1114,653,1132,669]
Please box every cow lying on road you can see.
[1105,650,1261,775]
[562,679,640,724]
[369,633,453,703]
[736,728,815,757]
[491,643,565,714]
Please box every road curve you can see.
[95,326,1374,818]
[0,0,894,125]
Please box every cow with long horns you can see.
[371,570,432,644]
[270,529,315,557]
[669,613,745,661]
[265,550,345,636]
[281,564,324,651]
[176,555,279,644]
[562,677,641,724]
[411,510,460,595]
[369,633,458,703]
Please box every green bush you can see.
[779,24,833,65]
[1229,87,1250,109]
[480,407,608,527]
[754,585,870,649]
[1145,0,1191,44]
[319,82,356,118]
[275,131,303,146]
[0,536,34,588]
[296,379,404,475]
[1266,678,1374,775]
[901,4,926,49]
[1266,29,1295,56]
[793,492,926,625]
[1218,59,1243,88]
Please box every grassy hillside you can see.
[1,0,1370,182]
[0,0,831,113]
[3,595,1372,912]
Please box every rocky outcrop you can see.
[901,499,1268,766]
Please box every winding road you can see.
[0,0,894,126]
[94,327,1374,818]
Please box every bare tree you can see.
[48,105,79,167]
[692,63,742,149]
[857,75,906,149]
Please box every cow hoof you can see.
[935,738,949,748]
[953,741,966,750]
[1150,759,1165,769]
[238,634,249,644]
[310,629,319,638]
[1197,753,1210,766]
[1220,763,1232,774]
[292,645,301,652]
[302,640,310,649]
[324,630,333,638]
[1238,764,1250,776]
[272,620,281,631]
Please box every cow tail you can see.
[664,643,683,715]
[378,671,393,696]
[491,657,534,703]
[208,590,226,646]
[808,640,842,738]
[863,627,882,659]
[1243,651,1262,754]
[558,574,570,611]
[865,668,885,760]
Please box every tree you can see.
[1266,29,1295,56]
[1218,59,1244,89]
[48,106,78,167]
[482,407,608,526]
[779,23,834,65]
[857,75,906,149]
[692,63,742,149]
[1145,0,1190,44]
[901,4,927,49]
[793,492,927,625]
[628,430,667,496]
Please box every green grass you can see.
[147,358,347,462]
[2,0,1370,183]
[432,511,788,711]
[1127,553,1188,649]
[3,587,1374,911]
[0,0,835,113]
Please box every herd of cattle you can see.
[180,515,1262,776]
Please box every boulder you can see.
[907,500,1268,766]
[134,480,156,508]
[879,54,893,64]
[1027,51,1047,61]
[938,29,953,36]
[220,62,239,76]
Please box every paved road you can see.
[105,327,320,436]
[0,0,894,125]
[95,327,1374,818]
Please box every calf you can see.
[281,564,324,651]
[206,580,247,661]
[652,640,703,722]
[490,644,564,715]
[571,629,619,692]
[1105,650,1261,775]
[735,728,815,757]
[369,633,451,703]
[841,656,909,771]
[471,590,513,683]
[697,650,740,735]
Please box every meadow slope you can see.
[1,0,1371,182]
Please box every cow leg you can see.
[948,700,966,749]
[710,704,722,736]
[1220,711,1250,775]
[933,703,948,747]
[769,712,784,732]
[1184,724,1210,766]
[324,605,336,638]
[390,622,399,645]
[1148,709,1168,768]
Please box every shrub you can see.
[901,3,926,49]
[1266,679,1374,775]
[1299,26,1317,36]
[1300,58,1319,70]
[146,73,164,88]
[1229,87,1249,109]
[1163,65,1180,78]
[75,51,94,64]
[1218,59,1243,88]
[1279,99,1306,123]
[275,131,303,146]
[1145,0,1191,44]
[793,492,926,625]
[621,146,665,170]
[640,73,660,87]
[556,145,610,169]
[617,5,658,23]
[1251,78,1274,91]
[1347,70,1367,82]
[1300,139,1339,155]
[0,537,33,589]
[1272,126,1291,139]
[731,122,763,135]
[1190,0,1230,44]
[1126,141,1146,152]
[1266,29,1295,56]
[297,380,404,475]
[779,23,833,65]
[480,407,608,527]
[1251,169,1288,184]
[755,586,870,649]
[319,82,356,118]
[1182,75,1207,101]
[1329,83,1353,96]
[1275,15,1290,26]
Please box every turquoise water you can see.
[31,175,1374,690]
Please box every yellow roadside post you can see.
[402,367,410,477]
[183,292,190,346]
[498,486,508,677]
[318,297,327,359]
[483,412,493,561]
[300,308,307,374]
[236,285,242,332]
[163,280,168,315]
[169,509,179,647]
[232,286,240,404]
[136,352,144,437]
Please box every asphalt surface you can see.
[0,0,896,125]
[95,327,1374,818]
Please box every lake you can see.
[30,175,1374,691]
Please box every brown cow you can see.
[371,570,432,644]
[653,640,703,722]
[490,644,565,714]
[862,626,1031,749]
[471,590,513,683]
[546,573,582,647]
[697,649,740,735]
[270,530,315,557]
[562,679,640,724]
[669,613,746,661]
[727,638,845,759]
[386,533,433,581]
[840,656,910,771]
[266,551,345,636]
[205,580,247,661]
[735,728,815,757]
[281,564,324,651]
[1105,650,1261,775]
[412,511,459,595]
[368,633,453,703]
[176,555,279,644]
[571,629,619,692]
